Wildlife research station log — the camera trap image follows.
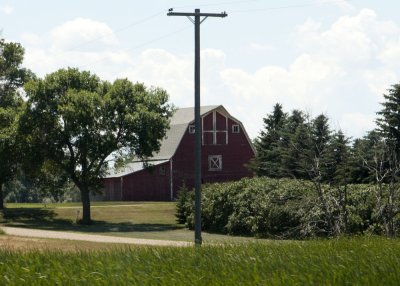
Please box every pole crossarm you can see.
[167,11,227,18]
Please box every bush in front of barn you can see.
[176,177,397,238]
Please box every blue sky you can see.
[1,0,400,140]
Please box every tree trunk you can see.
[0,181,4,210]
[387,181,395,236]
[80,186,91,224]
[343,185,348,233]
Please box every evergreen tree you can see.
[374,83,400,235]
[326,130,351,185]
[350,131,382,184]
[252,103,287,177]
[325,130,351,233]
[377,83,400,154]
[280,109,307,179]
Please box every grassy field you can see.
[0,237,399,285]
[1,202,255,243]
[1,203,400,285]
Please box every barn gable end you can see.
[102,105,255,201]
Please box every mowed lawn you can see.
[1,202,254,243]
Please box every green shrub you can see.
[175,183,194,226]
[176,177,400,238]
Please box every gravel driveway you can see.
[1,226,191,247]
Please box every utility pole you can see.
[167,9,227,246]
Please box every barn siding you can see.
[102,178,122,201]
[172,116,254,194]
[121,162,171,201]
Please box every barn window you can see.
[232,124,240,133]
[208,155,222,171]
[188,125,195,134]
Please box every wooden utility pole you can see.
[167,8,227,246]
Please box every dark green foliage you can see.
[377,83,400,153]
[372,83,400,236]
[177,177,400,238]
[350,131,381,183]
[20,68,173,223]
[0,39,34,209]
[251,104,336,184]
[251,103,288,177]
[175,183,193,225]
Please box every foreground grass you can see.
[0,237,399,285]
[2,202,256,243]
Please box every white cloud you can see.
[20,33,41,46]
[363,69,397,99]
[314,0,355,12]
[21,18,131,79]
[379,38,400,66]
[0,4,13,15]
[218,8,400,139]
[24,47,133,80]
[296,9,382,62]
[119,48,228,108]
[119,49,194,106]
[222,53,344,104]
[220,54,345,138]
[339,112,376,139]
[50,18,119,51]
[248,42,275,52]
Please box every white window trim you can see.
[188,125,195,134]
[208,155,222,171]
[232,124,240,133]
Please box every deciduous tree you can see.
[0,39,34,209]
[20,68,173,224]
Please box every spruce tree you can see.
[377,83,400,154]
[252,103,287,177]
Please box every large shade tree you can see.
[20,68,173,223]
[0,38,34,209]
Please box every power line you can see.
[172,0,352,11]
[174,0,262,9]
[66,10,166,52]
[68,25,190,71]
[229,0,353,13]
[31,8,187,71]
[124,26,190,53]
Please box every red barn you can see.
[102,105,255,201]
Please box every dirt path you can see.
[56,204,159,209]
[1,226,192,247]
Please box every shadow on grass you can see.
[2,208,183,234]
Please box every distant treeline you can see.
[250,102,393,185]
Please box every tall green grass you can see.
[0,237,399,285]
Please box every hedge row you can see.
[176,177,399,238]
